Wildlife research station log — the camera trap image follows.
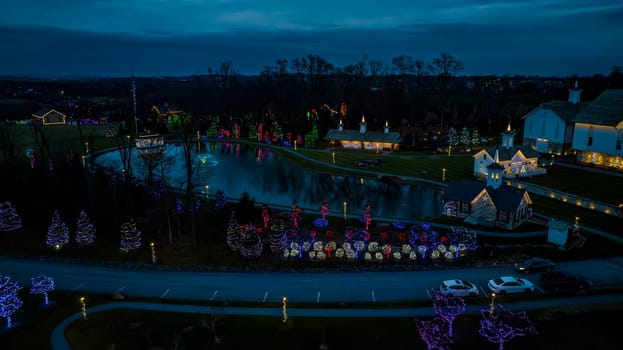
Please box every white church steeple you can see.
[568,80,582,104]
[501,121,515,150]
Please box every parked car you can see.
[539,271,589,292]
[439,279,480,297]
[514,257,556,273]
[488,276,535,294]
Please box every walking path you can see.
[51,294,623,350]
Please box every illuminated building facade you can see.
[324,116,401,151]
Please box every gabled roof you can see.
[483,145,539,160]
[32,108,65,118]
[443,179,528,212]
[324,129,401,143]
[530,101,587,123]
[574,89,623,126]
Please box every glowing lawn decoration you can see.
[416,317,452,350]
[120,220,142,252]
[0,201,22,231]
[80,297,87,320]
[479,305,537,350]
[46,210,70,249]
[0,275,23,328]
[75,210,96,246]
[432,289,466,338]
[30,275,55,305]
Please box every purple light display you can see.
[30,275,55,305]
[432,289,466,338]
[479,305,537,350]
[416,317,452,350]
[46,210,70,249]
[75,210,96,246]
[0,275,23,328]
[0,201,22,231]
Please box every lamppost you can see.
[205,185,209,198]
[150,242,157,264]
[442,168,447,183]
[282,297,288,323]
[489,293,496,315]
[80,297,88,320]
[331,152,335,164]
[343,201,348,219]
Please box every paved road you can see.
[2,256,622,304]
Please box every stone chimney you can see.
[359,115,366,133]
[384,120,389,134]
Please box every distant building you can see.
[522,84,623,170]
[472,123,544,178]
[443,160,532,230]
[31,108,66,125]
[324,115,401,151]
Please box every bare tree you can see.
[208,61,238,91]
[0,121,19,186]
[179,114,200,244]
[428,53,464,127]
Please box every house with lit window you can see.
[443,161,532,230]
[324,115,401,151]
[31,108,66,125]
[472,123,544,178]
[570,89,623,169]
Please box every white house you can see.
[571,89,623,169]
[522,81,585,155]
[473,123,544,178]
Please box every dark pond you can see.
[94,142,442,219]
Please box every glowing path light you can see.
[489,292,496,315]
[150,242,157,264]
[442,168,447,183]
[343,201,348,219]
[282,297,288,323]
[80,297,87,320]
[331,152,335,164]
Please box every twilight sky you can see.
[1,0,622,77]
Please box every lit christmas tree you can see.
[460,126,471,146]
[226,210,241,251]
[447,127,459,147]
[75,210,96,247]
[30,275,55,305]
[46,210,70,249]
[479,305,537,350]
[0,275,23,328]
[207,115,221,138]
[471,128,481,146]
[0,201,22,232]
[120,219,142,252]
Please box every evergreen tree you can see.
[226,210,241,251]
[46,210,70,249]
[471,128,481,146]
[207,115,221,138]
[215,189,227,210]
[447,127,459,147]
[304,121,319,148]
[0,201,22,232]
[460,126,471,146]
[75,210,96,247]
[0,275,23,328]
[120,220,142,252]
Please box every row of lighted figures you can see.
[281,240,470,261]
[577,152,623,168]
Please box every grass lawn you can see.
[522,165,623,205]
[62,304,623,350]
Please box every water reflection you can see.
[94,142,442,218]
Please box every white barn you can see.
[522,82,585,156]
[571,90,623,169]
